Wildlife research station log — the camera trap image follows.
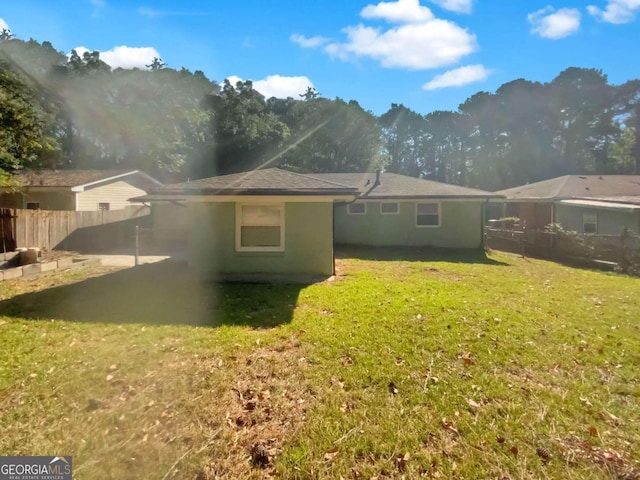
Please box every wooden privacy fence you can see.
[1,206,151,253]
[485,226,640,274]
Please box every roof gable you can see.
[497,175,640,200]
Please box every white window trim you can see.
[380,202,399,215]
[235,203,285,252]
[583,213,597,234]
[347,202,367,215]
[415,202,441,228]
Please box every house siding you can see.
[0,191,75,210]
[188,201,335,277]
[152,203,189,244]
[555,204,640,235]
[76,180,147,211]
[334,200,484,248]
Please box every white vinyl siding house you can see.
[75,180,148,211]
[0,170,163,212]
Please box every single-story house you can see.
[136,168,499,280]
[306,171,500,249]
[0,170,163,211]
[494,175,640,235]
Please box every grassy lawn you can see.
[0,250,639,479]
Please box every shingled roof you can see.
[308,172,500,198]
[144,168,499,199]
[11,170,162,190]
[497,175,640,200]
[155,168,358,196]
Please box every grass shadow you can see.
[335,245,510,266]
[0,262,304,328]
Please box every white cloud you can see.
[528,6,581,39]
[293,0,477,71]
[429,0,473,14]
[71,45,161,69]
[290,34,330,48]
[0,17,10,32]
[361,0,434,23]
[91,0,106,7]
[422,64,491,90]
[225,75,314,99]
[587,0,640,23]
[325,20,476,70]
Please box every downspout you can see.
[481,198,489,249]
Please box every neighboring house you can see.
[495,175,640,235]
[0,170,163,211]
[137,168,499,279]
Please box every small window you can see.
[416,203,440,227]
[236,204,284,251]
[380,202,399,215]
[583,213,597,234]
[99,203,110,211]
[347,202,366,215]
[26,202,40,210]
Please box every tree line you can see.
[1,32,639,190]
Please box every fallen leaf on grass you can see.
[388,381,398,395]
[466,398,480,409]
[510,446,519,457]
[441,418,459,436]
[395,452,410,472]
[580,397,593,408]
[536,447,551,461]
[589,426,598,437]
[106,374,114,381]
[250,443,270,468]
[324,448,339,462]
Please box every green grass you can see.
[0,250,639,479]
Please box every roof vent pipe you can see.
[375,168,381,186]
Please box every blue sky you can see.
[1,0,639,115]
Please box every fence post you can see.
[135,225,139,267]
[620,227,627,271]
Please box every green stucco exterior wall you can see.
[334,200,485,248]
[188,201,335,277]
[555,204,640,236]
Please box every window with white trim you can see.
[347,202,366,215]
[416,202,440,227]
[380,202,399,215]
[236,204,284,251]
[98,202,110,211]
[583,213,597,234]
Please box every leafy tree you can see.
[278,97,382,173]
[0,28,14,41]
[379,103,425,176]
[146,57,166,71]
[0,60,59,172]
[195,79,289,177]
